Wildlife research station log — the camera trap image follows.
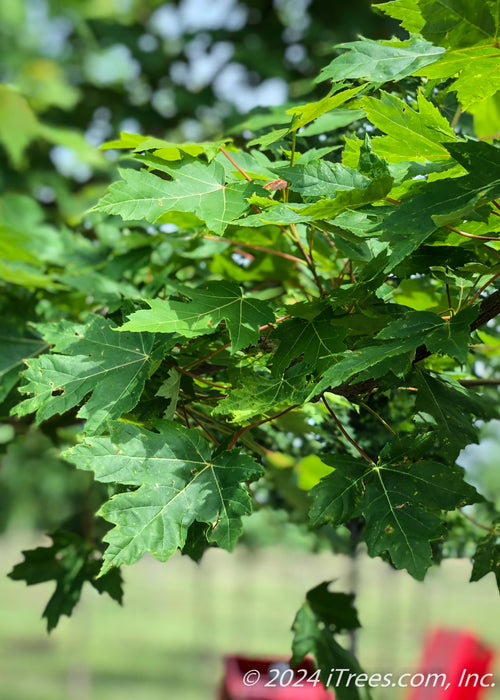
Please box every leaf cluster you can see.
[2,0,500,682]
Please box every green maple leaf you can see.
[373,0,425,34]
[376,307,477,364]
[317,36,444,84]
[416,0,499,50]
[278,161,372,198]
[101,131,229,161]
[377,0,500,110]
[309,337,418,400]
[309,455,366,527]
[240,174,393,227]
[446,139,500,182]
[8,532,122,632]
[64,421,263,573]
[470,528,500,592]
[291,582,367,700]
[0,326,47,402]
[93,159,259,234]
[380,140,500,269]
[310,450,480,579]
[415,45,500,110]
[286,85,365,130]
[272,316,347,376]
[359,90,456,164]
[13,316,165,433]
[376,0,499,48]
[214,365,310,423]
[119,281,274,353]
[410,369,493,459]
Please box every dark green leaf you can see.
[291,582,368,700]
[410,369,493,458]
[8,532,122,632]
[0,326,47,402]
[272,316,347,376]
[470,528,500,591]
[214,365,311,423]
[63,421,263,573]
[376,307,477,364]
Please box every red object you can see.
[219,655,334,700]
[407,628,496,699]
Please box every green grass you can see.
[1,533,498,700]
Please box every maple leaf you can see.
[470,527,500,592]
[119,281,275,353]
[93,159,259,235]
[213,364,311,423]
[317,36,444,84]
[292,582,367,700]
[358,90,456,164]
[64,421,263,573]
[271,315,347,376]
[8,532,122,632]
[13,316,165,433]
[0,325,47,402]
[310,450,480,579]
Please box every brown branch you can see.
[227,404,299,450]
[471,288,500,330]
[469,271,500,306]
[322,394,374,464]
[458,508,494,533]
[204,234,308,266]
[184,409,220,445]
[459,379,500,387]
[445,225,500,242]
[164,360,229,389]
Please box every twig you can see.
[451,106,462,129]
[322,395,374,464]
[290,130,297,167]
[204,234,308,265]
[184,408,220,445]
[360,402,396,436]
[227,404,299,450]
[219,146,252,181]
[183,342,232,371]
[458,507,494,533]
[458,378,500,387]
[180,403,191,428]
[469,271,500,305]
[445,225,500,242]
[164,360,229,389]
[181,315,290,372]
[290,223,324,294]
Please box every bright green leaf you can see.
[93,160,260,234]
[317,36,444,84]
[119,281,275,353]
[13,316,165,433]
